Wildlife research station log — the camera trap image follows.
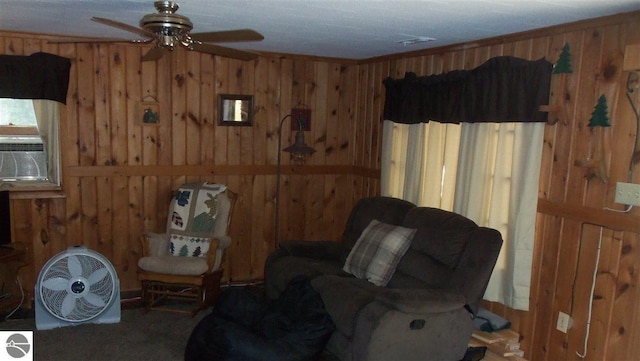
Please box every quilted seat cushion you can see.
[138,255,209,275]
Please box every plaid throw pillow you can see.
[343,219,416,286]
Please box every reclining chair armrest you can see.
[374,288,467,314]
[140,232,170,257]
[279,240,349,262]
[355,291,473,361]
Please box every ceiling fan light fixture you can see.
[159,35,177,49]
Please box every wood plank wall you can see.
[3,9,640,360]
[0,31,373,294]
[356,11,640,361]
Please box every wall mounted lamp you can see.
[274,113,316,247]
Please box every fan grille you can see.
[39,252,116,322]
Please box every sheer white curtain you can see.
[381,120,461,209]
[32,99,61,186]
[453,122,544,310]
[381,120,544,310]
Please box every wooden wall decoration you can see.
[2,9,640,361]
[553,43,573,74]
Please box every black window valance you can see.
[383,56,553,124]
[0,52,71,104]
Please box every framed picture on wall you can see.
[217,94,253,126]
[135,100,161,126]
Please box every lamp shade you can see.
[283,130,316,164]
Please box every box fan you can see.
[35,246,120,330]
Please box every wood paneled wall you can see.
[1,31,375,294]
[356,11,640,361]
[3,9,640,361]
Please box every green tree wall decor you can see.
[553,43,573,74]
[589,95,611,127]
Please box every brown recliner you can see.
[265,196,503,361]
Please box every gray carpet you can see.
[0,308,207,361]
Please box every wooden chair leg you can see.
[203,270,223,308]
[140,280,150,313]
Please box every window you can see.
[381,120,545,310]
[0,98,60,188]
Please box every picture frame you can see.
[136,101,160,126]
[217,94,253,126]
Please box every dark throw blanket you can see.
[185,275,335,361]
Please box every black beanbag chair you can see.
[184,275,335,361]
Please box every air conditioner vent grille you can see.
[0,143,45,152]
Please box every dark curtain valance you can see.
[383,56,553,124]
[0,52,71,104]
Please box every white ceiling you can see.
[1,0,639,59]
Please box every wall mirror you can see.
[218,94,253,126]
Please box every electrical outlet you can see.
[556,312,573,333]
[614,182,640,206]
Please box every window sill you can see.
[1,183,65,199]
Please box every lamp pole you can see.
[274,113,315,248]
[275,114,292,247]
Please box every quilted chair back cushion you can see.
[164,184,231,267]
[210,191,231,238]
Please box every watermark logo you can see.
[0,332,33,361]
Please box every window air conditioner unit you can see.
[0,136,48,181]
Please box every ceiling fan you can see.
[49,1,263,61]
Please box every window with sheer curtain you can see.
[381,120,544,310]
[381,56,552,311]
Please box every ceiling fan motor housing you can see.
[140,1,193,37]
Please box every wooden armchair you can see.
[137,183,236,316]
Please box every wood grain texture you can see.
[3,10,640,360]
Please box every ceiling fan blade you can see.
[48,37,133,44]
[191,42,259,61]
[190,29,264,43]
[141,47,168,62]
[92,17,154,38]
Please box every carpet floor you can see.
[0,307,206,361]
